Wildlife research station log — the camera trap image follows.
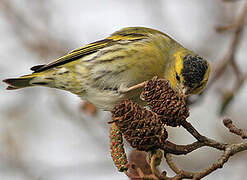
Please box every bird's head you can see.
[173,52,210,96]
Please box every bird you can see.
[3,27,210,111]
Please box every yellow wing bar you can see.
[31,29,148,73]
[32,39,113,72]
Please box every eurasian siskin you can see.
[3,27,210,110]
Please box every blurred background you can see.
[0,0,247,179]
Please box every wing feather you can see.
[32,39,113,72]
[31,28,148,73]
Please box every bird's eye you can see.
[176,73,180,82]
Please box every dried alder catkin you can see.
[111,100,168,151]
[140,77,189,127]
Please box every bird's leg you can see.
[118,81,147,94]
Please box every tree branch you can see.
[127,118,247,180]
[223,118,247,139]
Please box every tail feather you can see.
[3,72,49,90]
[3,77,34,90]
[30,64,45,72]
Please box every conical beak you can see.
[177,85,189,96]
[182,86,191,97]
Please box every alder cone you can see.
[111,100,168,151]
[140,77,189,127]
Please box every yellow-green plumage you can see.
[3,27,210,110]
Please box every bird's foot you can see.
[118,81,147,94]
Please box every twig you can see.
[181,121,227,150]
[126,118,247,180]
[0,0,68,58]
[189,1,247,108]
[192,142,247,179]
[161,141,205,155]
[162,119,247,180]
[150,150,163,179]
[223,118,247,139]
[229,60,242,82]
[165,153,195,179]
[208,1,247,88]
[215,24,236,33]
[220,74,247,114]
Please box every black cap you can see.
[181,55,208,88]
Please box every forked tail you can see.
[3,73,50,90]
